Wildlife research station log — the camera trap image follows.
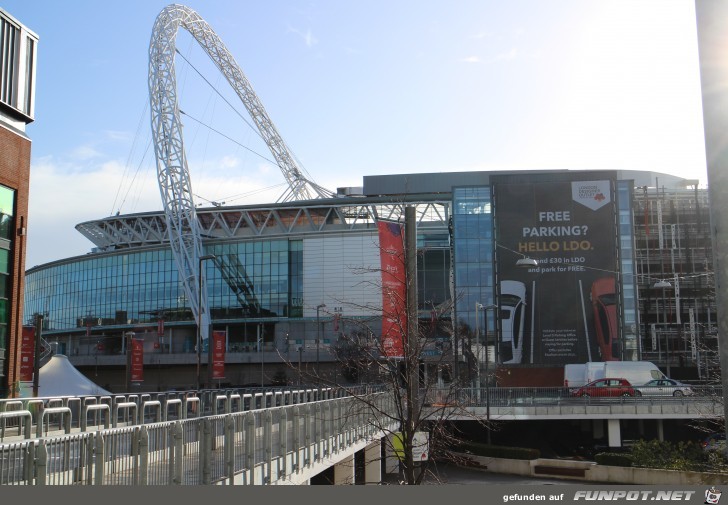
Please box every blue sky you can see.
[3,1,707,268]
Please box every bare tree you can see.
[279,207,486,484]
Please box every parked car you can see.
[701,432,727,452]
[591,277,619,361]
[500,280,527,364]
[570,378,636,398]
[634,378,694,397]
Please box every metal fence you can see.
[424,385,724,408]
[0,385,383,443]
[0,391,395,485]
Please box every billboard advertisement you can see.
[493,176,620,365]
[378,220,406,358]
[211,330,226,380]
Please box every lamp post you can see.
[316,303,326,382]
[476,302,498,444]
[298,345,303,386]
[259,324,264,387]
[197,254,216,391]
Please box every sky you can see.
[2,0,708,268]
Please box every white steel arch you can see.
[148,4,332,343]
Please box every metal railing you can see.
[423,385,724,408]
[0,391,395,485]
[0,385,384,443]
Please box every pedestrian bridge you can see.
[0,385,723,485]
[0,386,393,485]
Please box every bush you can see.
[595,452,633,467]
[454,440,540,460]
[629,439,728,473]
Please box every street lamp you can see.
[515,257,538,268]
[316,303,326,382]
[476,302,498,445]
[197,253,216,391]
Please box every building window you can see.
[23,35,33,115]
[0,17,18,108]
[0,10,37,120]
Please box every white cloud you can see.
[219,155,241,169]
[461,56,481,64]
[70,144,103,161]
[104,130,133,142]
[287,25,318,48]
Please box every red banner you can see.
[130,338,144,382]
[157,318,164,337]
[20,326,35,382]
[212,330,226,380]
[378,221,406,358]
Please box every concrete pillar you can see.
[657,420,664,442]
[364,440,381,485]
[607,419,621,448]
[593,419,604,440]
[334,454,355,485]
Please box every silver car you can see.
[634,378,693,397]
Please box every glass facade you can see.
[24,239,301,332]
[452,187,495,341]
[0,184,13,381]
[617,180,639,360]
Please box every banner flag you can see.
[378,220,406,358]
[20,326,35,382]
[212,330,226,380]
[131,338,144,382]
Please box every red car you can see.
[591,277,619,361]
[571,378,636,398]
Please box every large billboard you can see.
[493,176,620,365]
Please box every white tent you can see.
[21,354,111,397]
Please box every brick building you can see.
[0,8,37,396]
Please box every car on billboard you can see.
[570,378,636,398]
[634,378,694,397]
[500,280,526,364]
[591,277,619,361]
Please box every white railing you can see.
[0,391,395,485]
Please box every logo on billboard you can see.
[571,180,611,211]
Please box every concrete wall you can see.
[453,452,728,485]
[303,232,380,318]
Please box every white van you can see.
[564,361,665,388]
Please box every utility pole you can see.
[404,206,419,474]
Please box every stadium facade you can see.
[22,169,715,393]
